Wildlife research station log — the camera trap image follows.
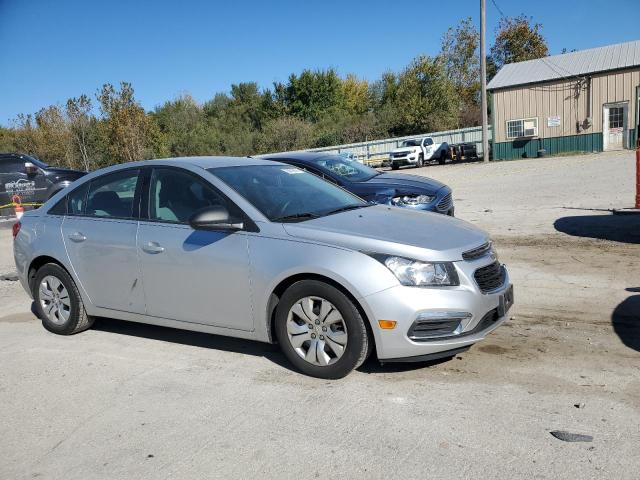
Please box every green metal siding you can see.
[493,133,603,160]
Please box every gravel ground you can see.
[0,151,639,479]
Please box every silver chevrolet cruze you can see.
[13,157,513,378]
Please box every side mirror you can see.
[188,205,244,231]
[24,162,38,175]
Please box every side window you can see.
[0,158,24,174]
[48,196,68,215]
[149,168,230,223]
[425,138,433,146]
[67,182,90,215]
[86,170,140,218]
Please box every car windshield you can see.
[313,155,379,182]
[210,165,369,222]
[400,140,421,147]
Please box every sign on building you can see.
[547,116,561,127]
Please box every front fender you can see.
[247,234,398,342]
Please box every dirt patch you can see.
[478,344,510,355]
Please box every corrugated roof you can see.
[487,40,640,90]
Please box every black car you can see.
[260,152,454,215]
[0,153,86,211]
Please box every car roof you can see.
[258,151,338,163]
[138,156,286,169]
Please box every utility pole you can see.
[480,0,489,162]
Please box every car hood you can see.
[282,205,487,262]
[45,167,87,179]
[365,173,446,194]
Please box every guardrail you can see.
[305,126,493,166]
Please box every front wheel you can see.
[275,280,370,379]
[33,263,94,335]
[391,163,399,170]
[417,154,424,168]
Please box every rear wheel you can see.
[275,280,369,379]
[33,263,93,335]
[438,151,447,165]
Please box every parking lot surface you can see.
[1,151,639,479]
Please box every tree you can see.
[36,105,72,167]
[342,74,370,116]
[255,116,314,153]
[97,82,161,163]
[65,95,94,170]
[490,15,549,71]
[0,127,18,152]
[153,94,209,156]
[440,17,481,126]
[391,56,460,136]
[278,69,345,121]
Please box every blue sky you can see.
[1,0,638,125]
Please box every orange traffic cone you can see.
[12,195,24,220]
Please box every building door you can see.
[603,102,628,151]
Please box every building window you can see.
[608,107,623,129]
[506,118,538,139]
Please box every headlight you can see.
[392,194,435,206]
[371,255,459,286]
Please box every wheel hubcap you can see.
[39,275,71,325]
[286,296,348,366]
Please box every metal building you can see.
[488,40,640,160]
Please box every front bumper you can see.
[361,262,512,360]
[384,155,418,167]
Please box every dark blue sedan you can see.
[260,152,454,215]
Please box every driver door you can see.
[137,167,253,331]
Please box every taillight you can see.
[12,221,21,239]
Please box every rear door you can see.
[61,168,145,313]
[136,167,253,330]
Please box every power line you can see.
[490,0,506,18]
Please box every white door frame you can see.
[603,102,629,151]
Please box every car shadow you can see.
[32,302,461,375]
[91,317,294,371]
[553,214,640,244]
[357,355,452,374]
[612,295,640,352]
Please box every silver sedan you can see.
[13,157,513,378]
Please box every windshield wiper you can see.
[323,204,369,216]
[273,212,320,222]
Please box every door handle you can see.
[68,232,86,242]
[142,241,165,254]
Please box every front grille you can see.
[474,261,505,293]
[394,152,407,158]
[436,193,452,211]
[462,242,492,261]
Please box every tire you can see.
[33,263,93,335]
[391,163,399,170]
[275,280,370,379]
[438,151,447,165]
[417,154,424,168]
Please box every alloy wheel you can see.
[39,275,71,325]
[286,296,348,366]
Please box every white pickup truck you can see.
[386,137,449,170]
